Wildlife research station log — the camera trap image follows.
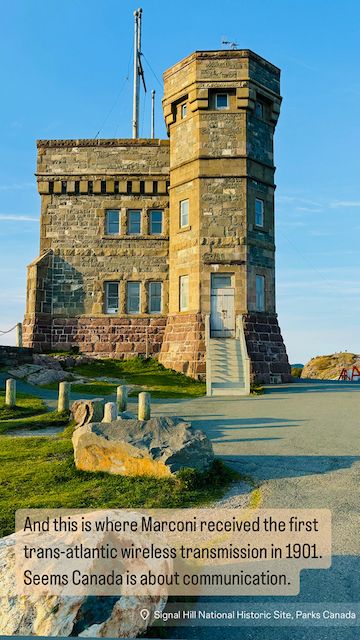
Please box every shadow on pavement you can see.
[221,455,360,482]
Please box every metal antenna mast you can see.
[132,7,146,139]
[151,89,155,138]
[132,9,139,138]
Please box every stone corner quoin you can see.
[23,49,291,385]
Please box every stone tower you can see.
[159,50,291,384]
[23,49,290,387]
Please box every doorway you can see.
[210,273,235,337]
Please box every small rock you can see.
[71,399,105,427]
[72,416,214,477]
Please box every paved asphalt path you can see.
[2,375,359,639]
[149,381,360,640]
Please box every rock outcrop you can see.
[301,352,360,380]
[72,416,214,477]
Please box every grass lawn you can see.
[70,357,206,399]
[0,423,237,537]
[0,392,46,420]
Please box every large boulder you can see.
[0,521,166,637]
[72,416,214,477]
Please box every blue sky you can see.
[0,0,359,363]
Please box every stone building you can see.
[24,49,291,392]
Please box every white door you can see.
[210,287,235,337]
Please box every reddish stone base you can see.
[158,313,206,380]
[243,312,291,384]
[23,315,166,358]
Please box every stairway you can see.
[206,337,250,396]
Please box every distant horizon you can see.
[1,0,359,363]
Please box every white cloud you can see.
[0,214,38,221]
[329,200,360,208]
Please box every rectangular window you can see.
[140,180,145,194]
[105,282,119,313]
[127,181,132,194]
[149,210,163,234]
[255,101,264,118]
[61,181,67,194]
[153,180,158,194]
[114,180,119,194]
[179,275,189,311]
[215,93,229,110]
[181,103,187,118]
[128,210,141,234]
[88,180,93,195]
[127,281,141,314]
[256,275,265,312]
[180,199,189,228]
[74,180,80,195]
[101,180,106,194]
[149,281,162,313]
[106,210,120,235]
[211,273,233,289]
[255,198,264,227]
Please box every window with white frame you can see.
[149,210,163,234]
[179,275,189,311]
[105,210,120,235]
[149,281,162,313]
[126,281,141,313]
[181,103,187,118]
[180,199,189,228]
[215,93,229,110]
[256,275,265,312]
[255,198,264,227]
[105,282,119,313]
[128,210,141,234]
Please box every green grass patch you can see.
[0,427,237,537]
[250,382,264,395]
[0,410,70,435]
[0,392,46,420]
[73,357,206,399]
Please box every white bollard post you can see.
[103,402,118,423]
[138,392,151,421]
[5,379,16,408]
[15,323,23,348]
[58,382,70,412]
[116,385,128,413]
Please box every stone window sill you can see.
[177,225,192,234]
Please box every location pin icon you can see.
[140,608,150,621]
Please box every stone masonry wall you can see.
[243,312,291,384]
[158,313,206,379]
[23,315,166,358]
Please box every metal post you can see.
[5,379,16,407]
[151,89,155,138]
[15,323,23,348]
[132,9,139,139]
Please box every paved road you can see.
[149,381,360,640]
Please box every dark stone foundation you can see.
[23,315,167,359]
[243,312,291,384]
[158,313,206,380]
